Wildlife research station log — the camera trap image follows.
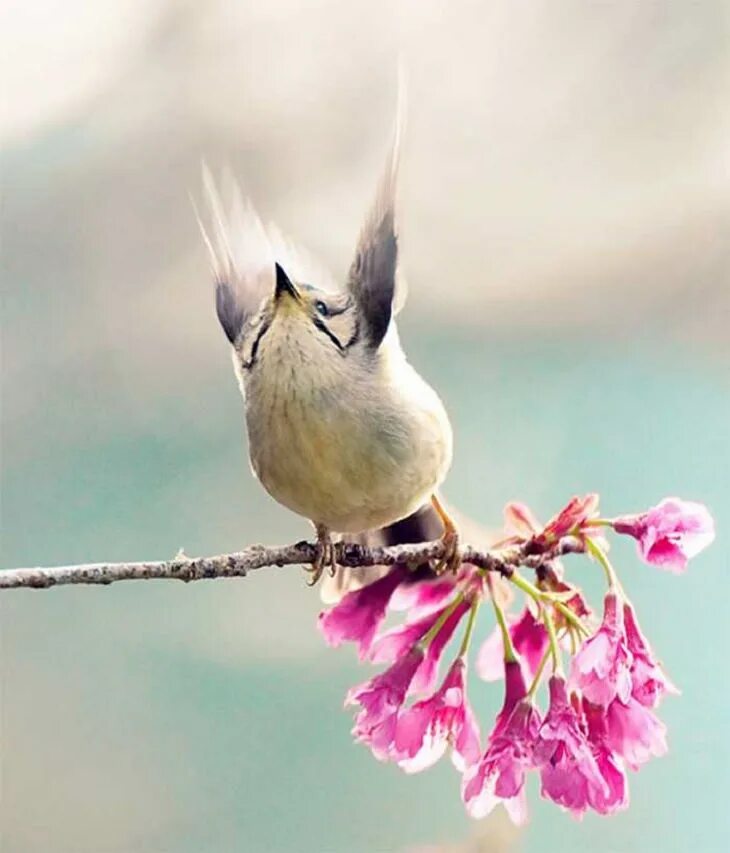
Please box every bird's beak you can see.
[274,263,301,305]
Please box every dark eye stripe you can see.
[312,316,345,352]
[241,317,272,369]
[311,314,361,353]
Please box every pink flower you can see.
[590,748,628,814]
[389,576,458,620]
[501,495,599,550]
[549,580,592,625]
[346,647,424,760]
[369,598,470,695]
[613,497,715,573]
[623,602,679,707]
[569,593,633,707]
[537,494,600,544]
[412,600,471,694]
[499,659,531,724]
[368,611,437,665]
[534,676,608,818]
[605,696,668,770]
[318,565,407,659]
[395,657,481,773]
[462,659,539,825]
[462,700,541,824]
[583,700,629,815]
[476,607,549,683]
[503,502,541,538]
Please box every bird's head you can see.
[196,114,404,385]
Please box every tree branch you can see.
[0,536,584,591]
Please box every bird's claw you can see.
[433,528,461,576]
[431,494,462,576]
[305,525,337,586]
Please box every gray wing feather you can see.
[347,84,405,347]
[195,164,275,344]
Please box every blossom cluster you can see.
[318,496,714,822]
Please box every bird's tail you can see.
[320,498,510,606]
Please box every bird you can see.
[197,106,461,586]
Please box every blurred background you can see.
[1,1,729,851]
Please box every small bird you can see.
[198,111,460,584]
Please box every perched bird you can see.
[198,111,460,584]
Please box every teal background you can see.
[2,2,728,851]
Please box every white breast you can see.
[241,321,452,533]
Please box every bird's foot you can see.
[305,524,337,586]
[431,494,462,575]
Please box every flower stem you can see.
[585,536,618,589]
[420,591,465,648]
[527,645,551,698]
[458,597,480,657]
[509,571,589,636]
[490,590,517,662]
[508,571,544,603]
[567,626,578,656]
[543,606,563,676]
[553,601,590,637]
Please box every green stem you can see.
[527,645,551,698]
[543,606,563,676]
[510,572,589,636]
[568,626,578,656]
[509,571,544,604]
[420,591,465,648]
[553,601,590,637]
[585,536,618,589]
[490,591,517,662]
[458,597,480,657]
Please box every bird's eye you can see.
[314,300,329,317]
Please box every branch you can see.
[0,536,583,591]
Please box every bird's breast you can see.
[244,366,452,533]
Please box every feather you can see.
[347,75,406,346]
[195,164,275,344]
[321,499,512,608]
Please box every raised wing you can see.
[196,165,275,344]
[346,84,406,347]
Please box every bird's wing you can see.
[345,77,407,346]
[195,165,275,343]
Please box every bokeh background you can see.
[2,1,729,851]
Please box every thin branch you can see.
[0,537,583,591]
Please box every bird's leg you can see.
[305,523,337,586]
[431,494,462,575]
